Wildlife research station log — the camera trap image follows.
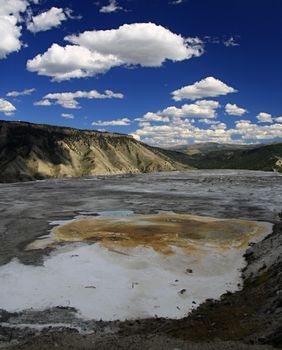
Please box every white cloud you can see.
[161,100,220,119]
[134,121,233,147]
[61,113,74,119]
[172,76,236,101]
[66,23,203,67]
[0,98,16,115]
[99,0,123,13]
[133,115,282,147]
[275,116,282,123]
[0,0,30,59]
[233,120,282,140]
[34,89,124,109]
[92,118,131,126]
[199,119,220,125]
[134,100,220,130]
[27,23,204,81]
[225,103,247,116]
[34,99,52,106]
[169,0,184,4]
[136,113,170,123]
[64,8,82,20]
[137,121,152,127]
[6,88,36,97]
[130,133,141,141]
[27,44,122,81]
[256,112,273,123]
[27,7,68,33]
[223,36,239,47]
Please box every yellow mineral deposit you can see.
[51,213,267,255]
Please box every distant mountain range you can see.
[169,142,256,155]
[170,141,282,172]
[0,120,281,182]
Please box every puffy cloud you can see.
[136,112,170,123]
[234,119,252,129]
[34,99,52,106]
[99,0,123,13]
[133,115,282,147]
[161,100,220,119]
[61,113,74,119]
[131,133,141,141]
[34,89,124,109]
[256,112,273,123]
[275,116,282,123]
[35,44,122,81]
[27,23,204,81]
[233,120,282,140]
[225,103,247,116]
[92,118,131,126]
[0,0,29,59]
[27,7,68,33]
[6,88,36,97]
[199,119,220,125]
[172,76,236,101]
[0,0,28,16]
[0,98,16,115]
[66,23,203,67]
[27,44,125,81]
[0,0,48,58]
[134,121,233,147]
[133,100,220,128]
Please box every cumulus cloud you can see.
[34,99,52,106]
[133,100,220,131]
[0,0,30,59]
[132,107,282,146]
[27,7,68,33]
[27,44,123,81]
[161,100,220,119]
[27,23,204,81]
[199,119,221,125]
[134,116,282,147]
[134,121,232,147]
[172,77,236,101]
[136,113,170,123]
[61,113,74,119]
[6,88,36,97]
[0,0,53,58]
[233,119,281,140]
[256,112,273,123]
[92,118,131,126]
[0,98,16,115]
[99,0,123,13]
[225,103,247,116]
[34,89,124,109]
[66,24,203,67]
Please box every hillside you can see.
[184,142,282,172]
[0,121,193,182]
[170,142,257,156]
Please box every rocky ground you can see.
[0,170,281,349]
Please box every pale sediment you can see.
[0,212,271,321]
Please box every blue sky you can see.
[0,0,282,146]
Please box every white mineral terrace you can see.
[0,212,272,321]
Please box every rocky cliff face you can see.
[0,121,192,182]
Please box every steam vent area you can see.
[0,210,271,321]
